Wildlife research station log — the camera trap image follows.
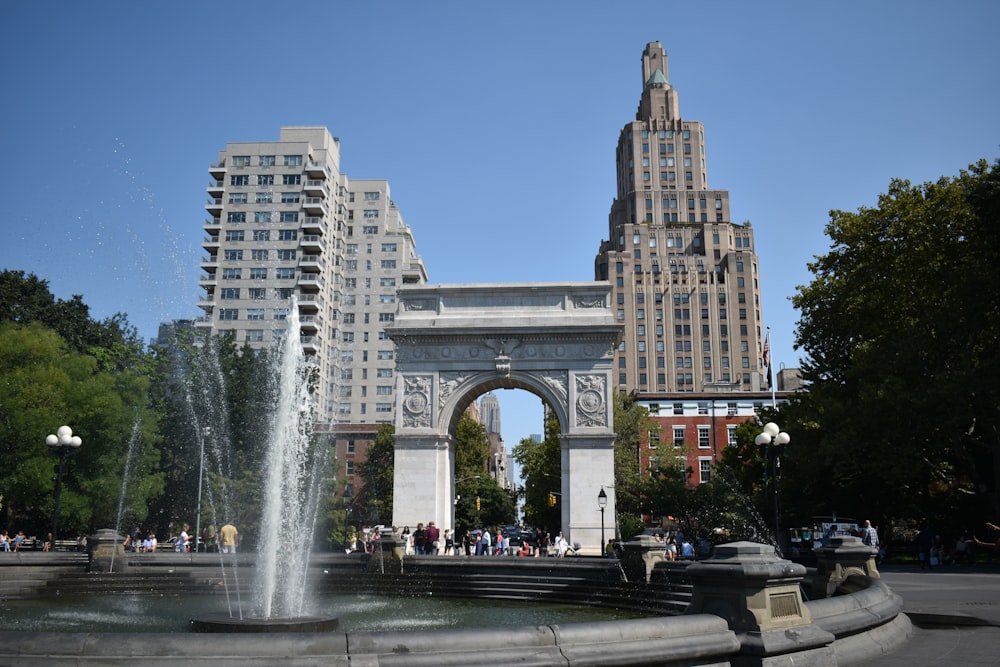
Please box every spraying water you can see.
[255,299,322,619]
[110,417,144,572]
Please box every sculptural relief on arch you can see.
[386,282,622,556]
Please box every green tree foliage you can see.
[611,392,657,538]
[790,159,1000,531]
[0,321,162,538]
[353,423,395,527]
[512,413,562,530]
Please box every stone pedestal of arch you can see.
[386,282,621,555]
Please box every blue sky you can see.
[2,1,997,458]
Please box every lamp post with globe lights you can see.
[46,425,82,548]
[755,422,790,550]
[597,487,608,555]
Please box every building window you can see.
[672,427,685,447]
[257,175,274,186]
[698,427,711,449]
[699,458,712,483]
[248,288,265,300]
[246,329,264,342]
[222,268,241,280]
[219,308,238,321]
[252,229,270,241]
[228,193,247,205]
[246,308,264,321]
[277,249,296,261]
[259,155,275,167]
[227,212,246,223]
[223,250,243,261]
[377,350,394,361]
[376,403,393,413]
[282,174,301,185]
[220,287,239,299]
[231,156,251,167]
[254,212,272,223]
[280,192,300,203]
[275,268,295,280]
[249,268,267,280]
[727,426,738,447]
[273,308,288,320]
[225,230,244,242]
[283,155,303,166]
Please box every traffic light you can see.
[548,493,557,507]
[476,496,481,511]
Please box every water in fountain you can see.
[254,298,326,620]
[109,417,145,572]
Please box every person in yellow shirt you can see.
[219,521,238,554]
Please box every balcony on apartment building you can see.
[303,179,328,197]
[202,235,220,251]
[300,234,325,253]
[305,161,329,179]
[303,197,327,215]
[298,314,321,333]
[209,162,226,179]
[302,216,325,234]
[206,197,223,215]
[300,333,322,354]
[296,293,322,311]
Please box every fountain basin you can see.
[190,613,339,633]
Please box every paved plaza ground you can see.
[869,564,1000,666]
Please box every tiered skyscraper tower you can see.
[595,42,766,393]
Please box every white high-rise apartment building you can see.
[595,43,766,393]
[198,127,427,425]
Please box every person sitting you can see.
[518,540,531,557]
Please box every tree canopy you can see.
[789,159,1000,532]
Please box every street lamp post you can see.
[46,425,83,548]
[755,422,790,549]
[597,487,608,555]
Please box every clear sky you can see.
[2,1,997,461]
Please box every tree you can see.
[790,159,1000,533]
[611,391,657,538]
[353,423,395,526]
[512,413,561,530]
[0,322,162,537]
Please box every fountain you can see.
[190,299,338,632]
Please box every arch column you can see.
[560,433,617,555]
[391,433,455,535]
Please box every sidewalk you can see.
[867,563,1000,666]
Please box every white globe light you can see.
[46,434,59,447]
[775,432,791,445]
[57,425,73,439]
[755,433,771,447]
[59,435,73,446]
[70,436,82,448]
[762,422,780,437]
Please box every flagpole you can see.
[765,326,776,408]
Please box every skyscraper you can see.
[198,127,427,427]
[595,42,766,394]
[479,391,501,434]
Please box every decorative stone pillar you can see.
[812,535,880,599]
[686,541,835,666]
[87,528,130,573]
[620,534,667,583]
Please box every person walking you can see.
[219,520,238,554]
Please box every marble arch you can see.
[385,282,621,555]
